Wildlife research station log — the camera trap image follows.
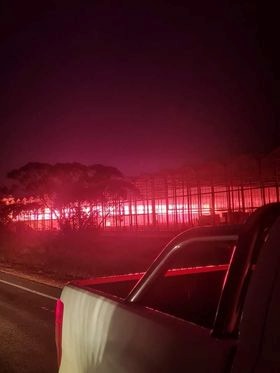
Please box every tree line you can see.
[0,162,138,231]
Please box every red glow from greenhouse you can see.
[12,183,279,230]
[16,203,211,221]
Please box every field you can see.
[0,226,175,281]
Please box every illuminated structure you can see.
[12,151,280,231]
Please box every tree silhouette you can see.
[0,185,42,227]
[6,162,138,231]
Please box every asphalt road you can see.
[0,271,62,373]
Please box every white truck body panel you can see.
[60,285,233,373]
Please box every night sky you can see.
[0,1,278,180]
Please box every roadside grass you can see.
[0,226,175,280]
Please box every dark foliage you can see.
[4,162,138,231]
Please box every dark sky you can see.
[0,1,278,180]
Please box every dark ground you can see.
[0,271,61,373]
[0,228,175,281]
